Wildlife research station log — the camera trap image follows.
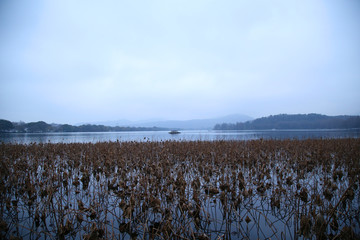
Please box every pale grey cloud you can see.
[1,0,359,123]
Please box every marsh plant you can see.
[0,139,359,239]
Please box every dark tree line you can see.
[214,114,360,130]
[0,119,168,133]
[0,120,14,132]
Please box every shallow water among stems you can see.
[0,139,359,239]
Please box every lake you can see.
[1,129,359,144]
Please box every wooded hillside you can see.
[214,114,360,130]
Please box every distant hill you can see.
[92,114,253,130]
[214,114,360,130]
[0,119,168,133]
[0,114,252,133]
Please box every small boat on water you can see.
[169,130,180,134]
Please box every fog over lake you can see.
[1,129,359,144]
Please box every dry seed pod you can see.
[330,217,339,232]
[73,177,80,187]
[219,183,229,192]
[256,184,266,195]
[299,215,311,238]
[118,222,131,233]
[299,188,308,202]
[124,206,133,219]
[323,188,333,201]
[9,236,22,240]
[346,188,355,200]
[314,213,326,235]
[84,223,105,240]
[76,213,83,223]
[0,219,8,232]
[34,211,40,227]
[270,196,280,209]
[286,176,293,185]
[313,194,323,206]
[339,226,355,239]
[330,182,338,191]
[64,219,73,235]
[89,208,97,220]
[243,189,249,198]
[195,233,209,240]
[77,200,86,211]
[41,210,47,224]
[239,180,245,190]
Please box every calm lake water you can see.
[1,129,359,144]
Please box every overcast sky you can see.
[1,0,359,124]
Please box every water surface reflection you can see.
[0,129,359,144]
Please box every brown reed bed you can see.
[0,139,359,239]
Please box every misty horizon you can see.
[3,112,360,127]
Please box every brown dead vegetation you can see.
[0,139,359,239]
